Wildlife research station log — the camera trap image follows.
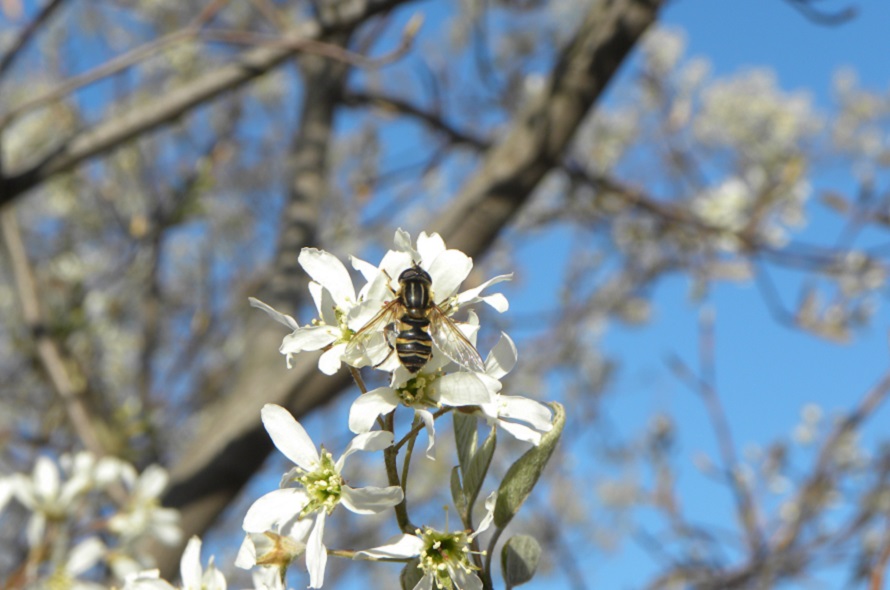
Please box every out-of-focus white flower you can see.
[234,518,313,575]
[641,27,686,77]
[242,405,403,588]
[109,464,182,547]
[694,68,822,161]
[41,537,107,590]
[123,536,225,590]
[355,492,498,590]
[9,455,93,547]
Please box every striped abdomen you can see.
[395,315,432,373]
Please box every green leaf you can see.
[501,535,542,588]
[453,411,478,474]
[494,402,565,529]
[400,558,423,590]
[463,426,496,512]
[451,465,467,518]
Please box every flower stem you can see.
[483,525,506,588]
[400,415,421,496]
[384,410,415,533]
[349,366,368,394]
[393,407,450,452]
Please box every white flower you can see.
[474,333,553,446]
[355,492,498,590]
[123,536,225,590]
[41,537,107,590]
[348,330,497,456]
[9,455,93,547]
[234,517,313,574]
[108,463,182,546]
[250,248,377,375]
[251,230,511,377]
[344,229,511,373]
[242,405,404,588]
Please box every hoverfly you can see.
[345,264,485,374]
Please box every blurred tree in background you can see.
[2,0,890,587]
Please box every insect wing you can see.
[429,306,486,373]
[345,299,403,366]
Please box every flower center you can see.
[297,449,342,517]
[397,373,439,408]
[416,527,477,590]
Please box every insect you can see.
[346,264,485,374]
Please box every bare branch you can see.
[0,0,68,82]
[0,208,106,456]
[0,0,410,208]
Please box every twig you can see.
[0,0,68,83]
[667,344,764,555]
[0,0,229,130]
[0,208,104,456]
[198,14,422,69]
[773,371,890,553]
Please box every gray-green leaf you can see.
[502,535,542,588]
[494,402,565,529]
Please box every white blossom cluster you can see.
[0,229,559,590]
[102,229,555,590]
[0,452,181,587]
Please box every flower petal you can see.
[416,232,446,263]
[348,388,400,434]
[485,333,517,379]
[469,491,497,539]
[339,485,403,514]
[179,536,203,589]
[280,325,337,355]
[248,298,299,330]
[33,456,60,503]
[298,249,356,308]
[427,249,472,302]
[416,409,436,458]
[354,533,424,560]
[496,420,543,446]
[136,465,168,500]
[393,229,419,261]
[318,343,346,375]
[434,373,495,407]
[308,281,337,326]
[306,512,327,588]
[66,537,106,576]
[449,566,483,590]
[499,395,553,432]
[336,431,394,471]
[234,535,256,569]
[242,489,308,532]
[262,404,320,470]
[453,274,513,311]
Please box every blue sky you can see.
[542,0,890,587]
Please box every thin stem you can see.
[400,415,421,497]
[482,525,505,589]
[394,407,450,452]
[349,366,369,394]
[384,410,414,533]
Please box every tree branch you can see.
[0,0,409,208]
